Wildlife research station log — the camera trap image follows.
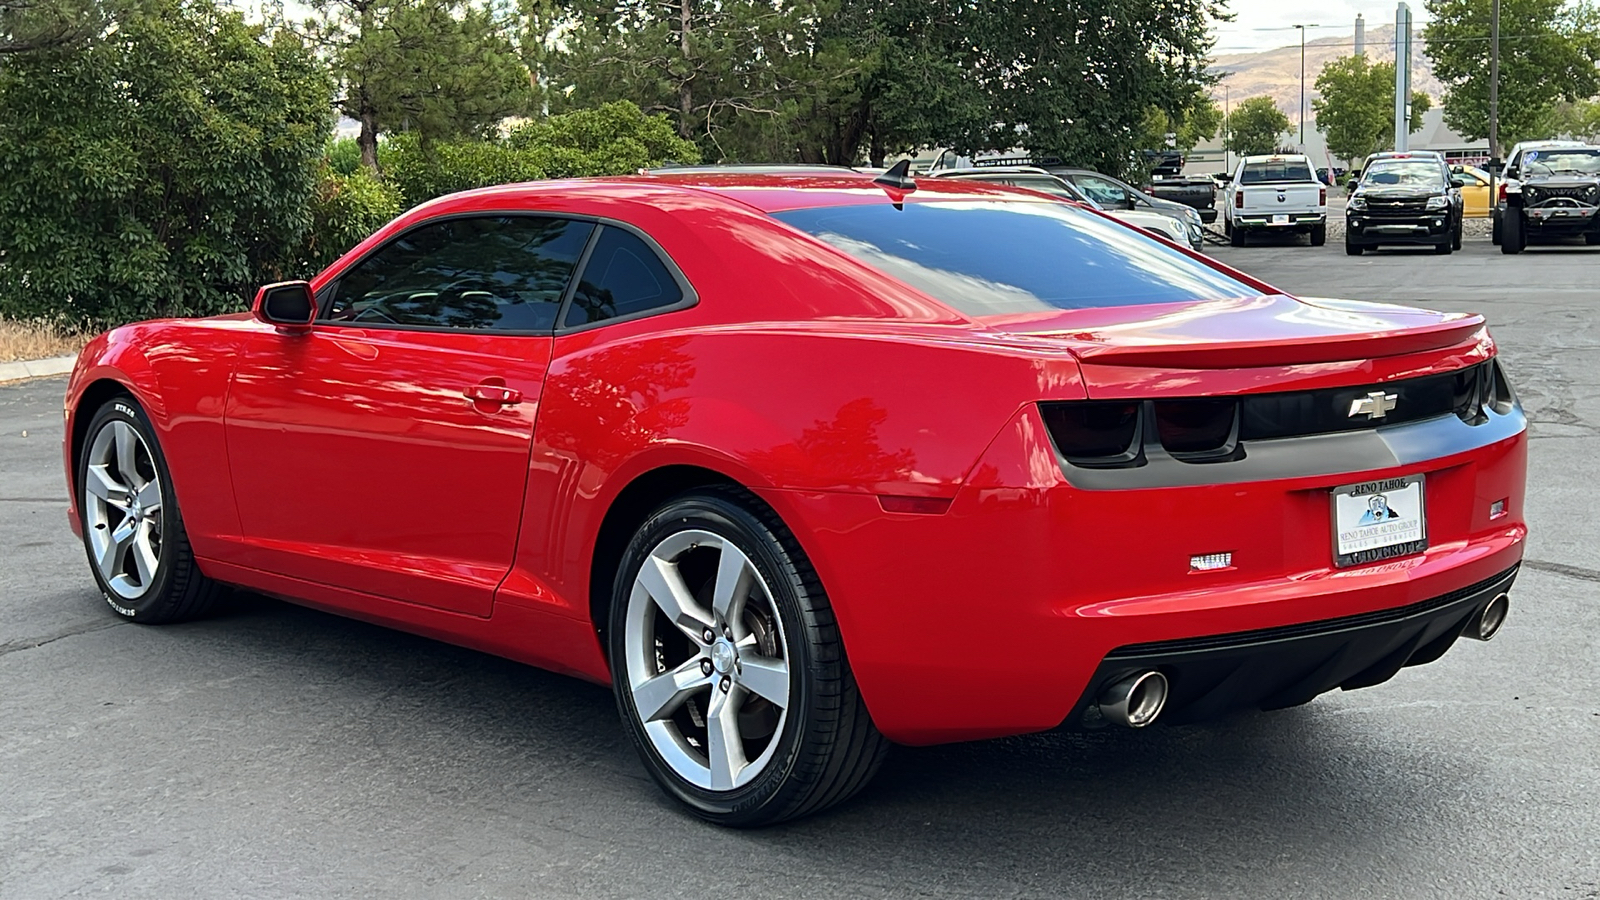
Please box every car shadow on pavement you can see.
[173,589,1481,895]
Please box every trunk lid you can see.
[979,294,1486,373]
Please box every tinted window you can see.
[1069,174,1131,206]
[327,216,594,331]
[772,201,1257,315]
[1240,161,1316,184]
[1361,160,1446,187]
[563,227,685,328]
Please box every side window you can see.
[563,226,686,328]
[1075,175,1128,207]
[325,216,594,331]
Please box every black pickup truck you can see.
[1146,173,1218,223]
[1500,144,1600,254]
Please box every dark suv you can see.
[1345,153,1465,255]
[1500,144,1600,254]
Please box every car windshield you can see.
[771,200,1258,315]
[1239,160,1315,184]
[1522,148,1600,176]
[1361,160,1445,188]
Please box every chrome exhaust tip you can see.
[1097,670,1169,728]
[1462,592,1510,641]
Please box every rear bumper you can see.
[1234,212,1325,232]
[770,398,1528,746]
[1063,564,1518,729]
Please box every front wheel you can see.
[609,487,887,826]
[77,398,222,623]
[1345,238,1364,256]
[1434,239,1454,255]
[1501,212,1525,255]
[1452,223,1463,251]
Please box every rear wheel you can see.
[1230,224,1245,247]
[609,487,887,826]
[77,398,222,623]
[1309,223,1326,247]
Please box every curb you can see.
[0,354,76,384]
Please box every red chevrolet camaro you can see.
[63,167,1527,826]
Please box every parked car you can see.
[63,166,1526,827]
[1049,167,1211,236]
[1499,143,1600,254]
[1345,152,1466,255]
[1224,154,1328,246]
[1347,150,1443,192]
[1450,164,1495,218]
[932,166,1204,250]
[1492,140,1593,246]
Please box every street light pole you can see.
[1293,25,1319,148]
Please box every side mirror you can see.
[254,281,316,333]
[1124,194,1138,210]
[1346,177,1359,191]
[1450,176,1469,188]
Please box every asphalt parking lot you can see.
[3,237,1598,899]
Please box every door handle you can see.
[464,382,522,406]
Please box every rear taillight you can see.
[1319,187,1326,205]
[1498,183,1507,202]
[1234,191,1244,208]
[1153,399,1240,460]
[1038,401,1142,467]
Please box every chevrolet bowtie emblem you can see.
[1348,391,1399,420]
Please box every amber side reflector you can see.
[878,495,953,515]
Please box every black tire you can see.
[76,397,223,623]
[1452,223,1463,251]
[1309,223,1326,247]
[1434,239,1453,255]
[609,486,887,827]
[1491,212,1502,245]
[1345,238,1363,256]
[1230,225,1245,247]
[1223,217,1232,238]
[1585,233,1600,246]
[1501,211,1525,255]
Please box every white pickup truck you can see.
[1223,154,1328,247]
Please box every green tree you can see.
[1139,96,1223,152]
[532,0,1221,174]
[0,0,332,325]
[1424,0,1600,148]
[1313,55,1432,161]
[311,0,532,173]
[1553,97,1600,141]
[1224,96,1292,156]
[0,0,108,54]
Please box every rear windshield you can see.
[771,201,1258,315]
[1240,160,1315,184]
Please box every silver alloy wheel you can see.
[623,529,791,791]
[83,420,163,601]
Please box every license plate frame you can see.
[1331,475,1428,568]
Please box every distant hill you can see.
[1211,25,1442,129]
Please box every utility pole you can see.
[1394,3,1413,153]
[1293,24,1316,147]
[1489,0,1501,161]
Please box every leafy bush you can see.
[0,0,332,327]
[297,168,404,273]
[382,101,702,209]
[325,137,364,176]
[509,100,702,177]
[381,133,547,209]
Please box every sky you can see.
[1211,0,1431,53]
